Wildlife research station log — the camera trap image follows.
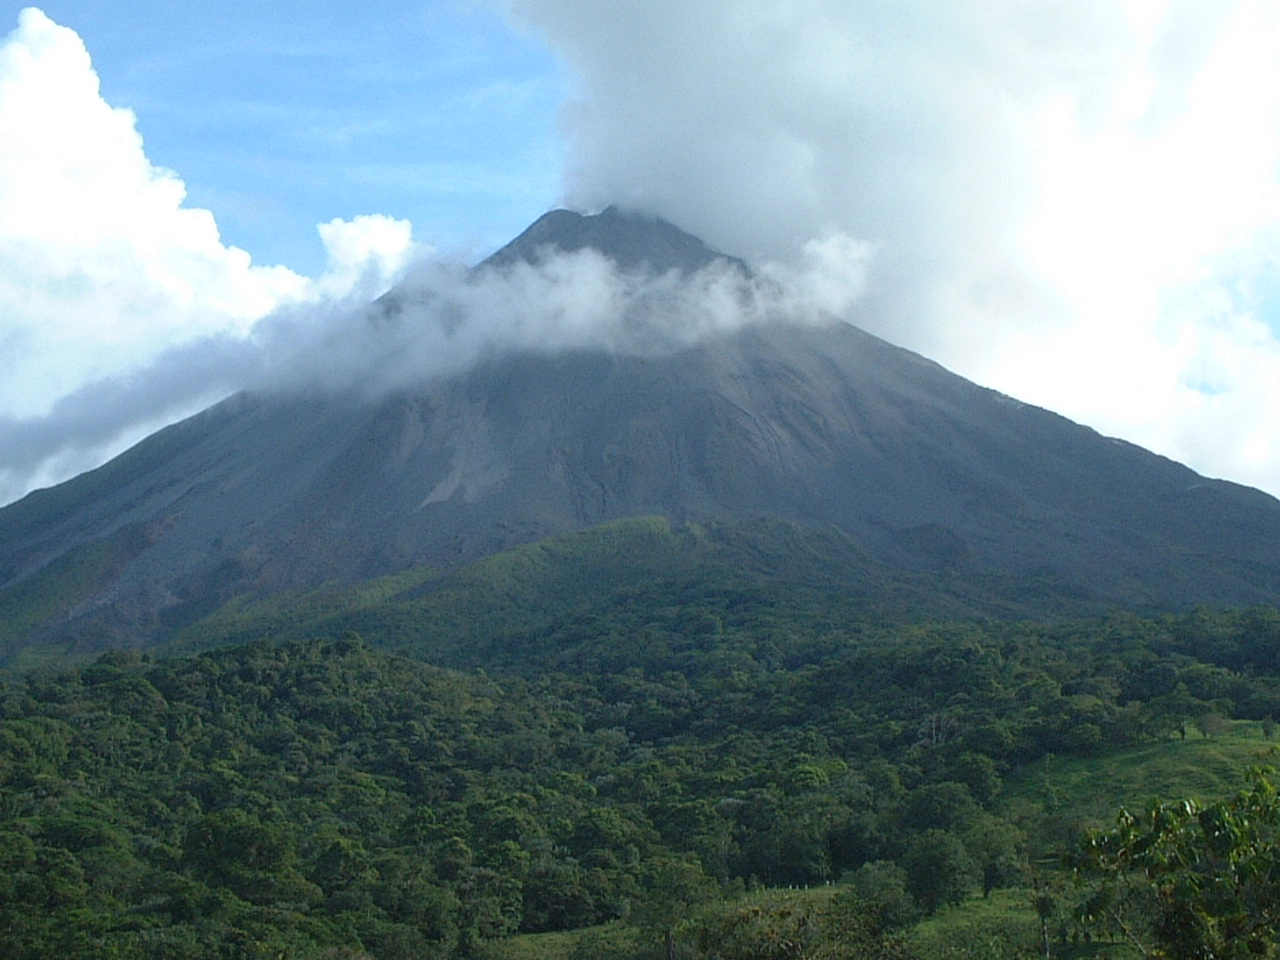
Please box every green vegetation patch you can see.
[4,604,1280,958]
[0,538,118,653]
[1004,727,1278,834]
[168,516,1126,668]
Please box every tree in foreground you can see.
[1076,767,1280,959]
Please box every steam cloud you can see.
[498,0,1280,495]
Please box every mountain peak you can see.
[481,206,743,275]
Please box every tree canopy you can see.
[1,601,1279,958]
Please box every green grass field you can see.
[1003,722,1278,836]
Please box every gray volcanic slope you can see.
[4,208,1280,649]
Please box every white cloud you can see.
[496,0,1280,497]
[0,9,305,416]
[0,233,869,506]
[0,9,424,505]
[981,0,1280,492]
[314,214,421,299]
[232,224,868,403]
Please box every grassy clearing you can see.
[478,887,843,960]
[1003,723,1279,839]
[477,927,591,960]
[909,888,1041,957]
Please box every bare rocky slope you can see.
[4,208,1280,656]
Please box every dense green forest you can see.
[4,598,1280,958]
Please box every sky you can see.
[2,0,1280,505]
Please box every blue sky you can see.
[3,0,1280,505]
[28,0,565,273]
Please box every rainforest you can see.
[4,567,1280,958]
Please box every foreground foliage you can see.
[2,603,1280,958]
[1078,768,1280,958]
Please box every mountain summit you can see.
[481,206,744,275]
[3,210,1280,658]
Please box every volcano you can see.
[4,208,1280,658]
